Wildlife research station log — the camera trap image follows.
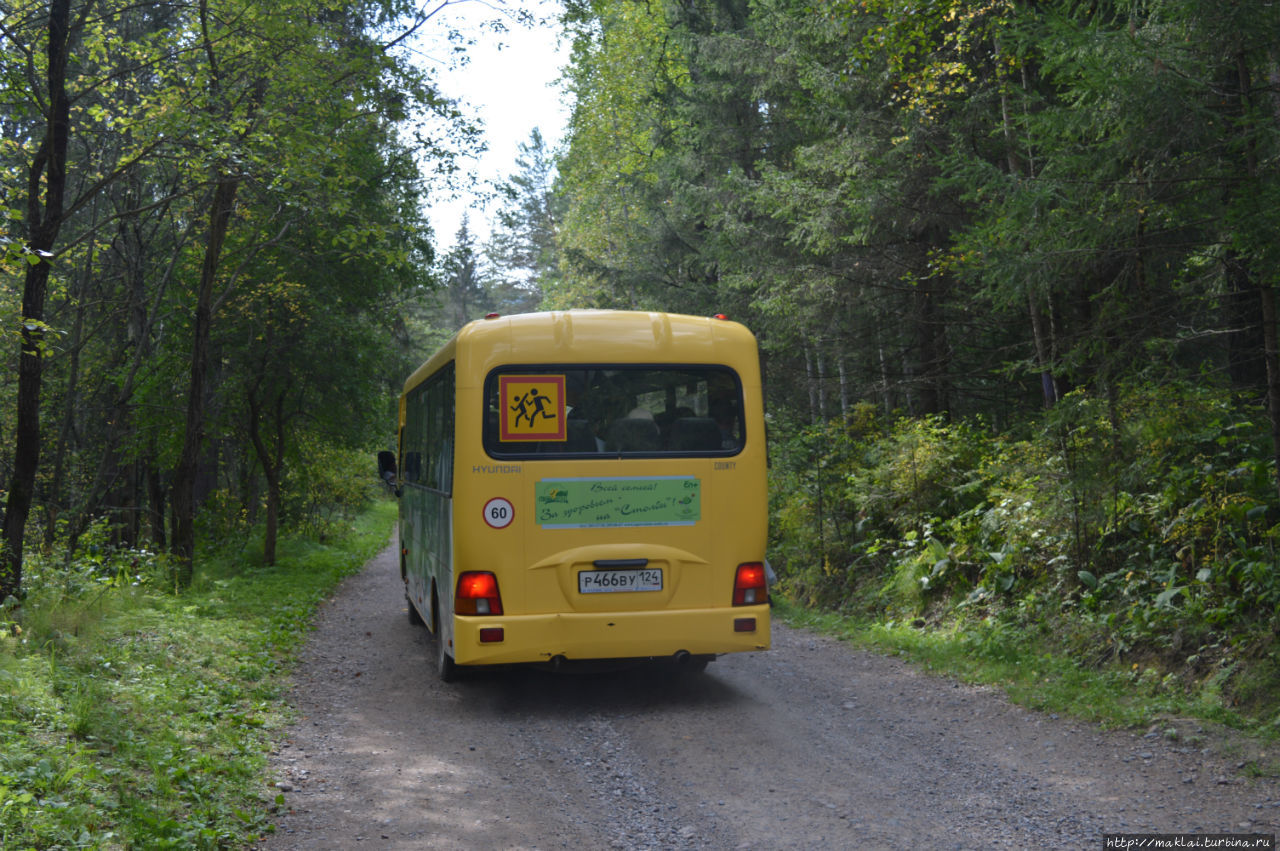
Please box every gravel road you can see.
[261,539,1280,849]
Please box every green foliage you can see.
[770,381,1280,722]
[551,0,1280,434]
[281,442,383,541]
[1,0,448,592]
[22,518,175,601]
[0,501,396,848]
[193,444,384,558]
[767,413,869,608]
[777,597,1252,732]
[488,127,561,306]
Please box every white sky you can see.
[410,1,571,255]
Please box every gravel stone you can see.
[261,540,1280,848]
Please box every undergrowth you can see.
[770,380,1280,739]
[0,499,396,849]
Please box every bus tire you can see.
[407,594,424,626]
[433,597,458,682]
[436,637,458,682]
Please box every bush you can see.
[769,379,1280,711]
[0,501,396,848]
[282,439,381,541]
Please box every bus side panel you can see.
[402,486,452,632]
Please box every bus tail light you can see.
[456,571,503,615]
[732,563,768,606]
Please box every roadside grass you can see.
[0,500,396,850]
[774,599,1280,773]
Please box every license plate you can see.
[579,568,663,594]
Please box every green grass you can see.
[774,598,1280,763]
[0,500,396,849]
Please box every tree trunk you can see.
[837,354,850,418]
[1259,283,1280,504]
[171,176,239,585]
[913,280,947,416]
[877,330,892,417]
[1227,259,1266,390]
[147,451,167,550]
[1001,56,1058,409]
[44,255,89,550]
[815,346,827,420]
[2,0,72,601]
[246,381,288,566]
[1029,292,1059,407]
[1230,51,1280,501]
[803,343,818,423]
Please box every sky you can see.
[410,1,571,255]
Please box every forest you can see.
[5,0,1280,730]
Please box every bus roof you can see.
[403,310,758,393]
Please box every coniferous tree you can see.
[487,127,560,310]
[437,216,490,330]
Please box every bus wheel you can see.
[432,598,458,682]
[407,593,424,626]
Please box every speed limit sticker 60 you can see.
[482,497,514,529]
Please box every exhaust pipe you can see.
[673,650,711,672]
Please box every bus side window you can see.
[438,374,454,491]
[423,365,455,492]
[404,451,423,482]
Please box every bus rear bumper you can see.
[451,605,771,666]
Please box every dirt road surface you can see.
[261,541,1280,849]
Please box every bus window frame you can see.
[401,361,456,496]
[481,362,746,461]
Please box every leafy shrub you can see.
[282,439,380,541]
[0,501,395,848]
[768,413,870,608]
[770,379,1280,708]
[195,440,382,551]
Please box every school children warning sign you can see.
[499,375,566,441]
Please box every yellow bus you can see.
[388,309,770,680]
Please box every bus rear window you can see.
[483,365,745,458]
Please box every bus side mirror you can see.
[377,450,399,496]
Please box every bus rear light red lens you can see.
[732,563,768,606]
[455,571,503,615]
[479,628,505,643]
[734,617,756,632]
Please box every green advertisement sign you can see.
[535,477,701,528]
